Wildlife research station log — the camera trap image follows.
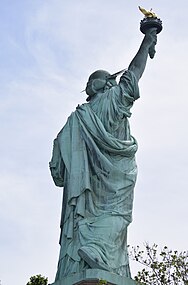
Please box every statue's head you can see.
[86,70,117,101]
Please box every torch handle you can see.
[149,43,156,59]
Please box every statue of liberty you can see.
[49,26,158,281]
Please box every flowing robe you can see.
[49,70,140,280]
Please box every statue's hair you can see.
[86,70,111,100]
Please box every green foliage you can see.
[26,274,48,285]
[129,243,188,285]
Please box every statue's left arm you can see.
[49,138,64,187]
[128,28,157,81]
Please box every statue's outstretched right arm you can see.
[128,28,157,81]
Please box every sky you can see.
[0,0,188,284]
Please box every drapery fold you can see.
[49,70,139,279]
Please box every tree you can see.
[129,243,188,285]
[26,274,48,285]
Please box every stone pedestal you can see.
[49,269,137,285]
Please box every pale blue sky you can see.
[0,1,188,284]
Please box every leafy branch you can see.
[129,243,188,285]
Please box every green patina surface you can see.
[49,22,158,283]
[49,269,137,285]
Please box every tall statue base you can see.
[49,269,137,285]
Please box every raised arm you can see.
[128,28,157,81]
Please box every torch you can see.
[139,6,163,58]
